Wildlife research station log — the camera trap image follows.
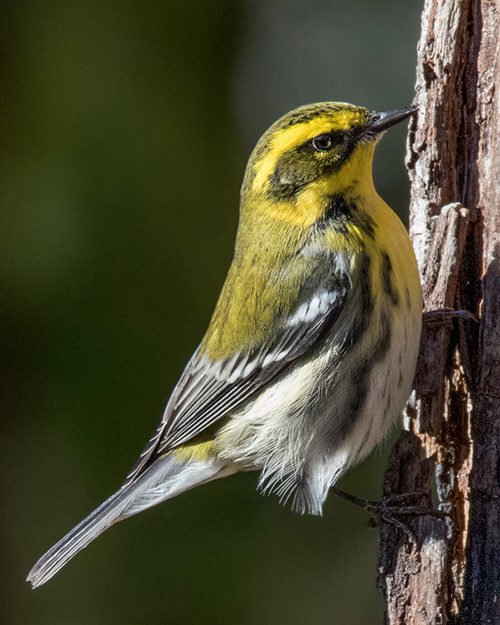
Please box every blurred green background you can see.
[1,1,422,623]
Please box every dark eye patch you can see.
[266,128,360,200]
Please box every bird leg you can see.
[422,307,478,324]
[330,486,451,546]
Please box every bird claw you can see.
[331,486,451,549]
[422,308,479,324]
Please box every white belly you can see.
[217,301,421,515]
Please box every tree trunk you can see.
[377,0,500,623]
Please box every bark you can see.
[377,0,500,623]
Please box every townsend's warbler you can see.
[28,102,422,588]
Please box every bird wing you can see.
[125,264,351,485]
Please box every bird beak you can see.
[367,107,418,134]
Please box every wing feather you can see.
[125,279,349,485]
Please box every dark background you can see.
[1,1,422,623]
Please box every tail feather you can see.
[27,455,232,588]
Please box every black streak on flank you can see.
[318,252,374,446]
[340,251,373,358]
[376,308,392,358]
[324,293,393,445]
[323,194,375,240]
[405,287,411,308]
[381,250,400,306]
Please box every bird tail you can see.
[27,454,233,588]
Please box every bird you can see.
[27,102,422,588]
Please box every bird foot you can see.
[422,307,479,325]
[330,487,450,547]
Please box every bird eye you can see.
[311,133,334,152]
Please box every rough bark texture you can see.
[377,0,500,623]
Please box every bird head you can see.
[241,103,416,227]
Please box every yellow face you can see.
[242,103,374,202]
